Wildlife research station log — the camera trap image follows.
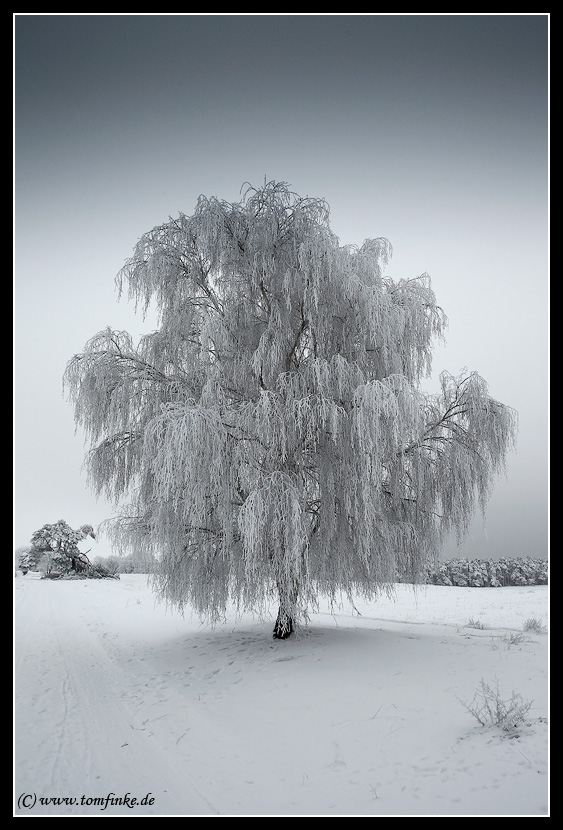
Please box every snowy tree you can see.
[15,546,31,573]
[64,181,517,637]
[23,520,96,574]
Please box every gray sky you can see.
[14,14,549,561]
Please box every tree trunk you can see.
[273,581,299,639]
[273,605,294,639]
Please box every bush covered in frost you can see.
[414,557,548,587]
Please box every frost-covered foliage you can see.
[423,557,548,587]
[21,520,96,576]
[64,181,518,636]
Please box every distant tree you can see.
[64,181,517,637]
[15,545,31,573]
[117,551,158,574]
[92,554,121,576]
[92,550,156,575]
[23,520,96,575]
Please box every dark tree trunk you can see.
[272,581,298,639]
[273,606,294,639]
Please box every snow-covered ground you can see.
[14,574,549,816]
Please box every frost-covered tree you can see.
[23,520,96,574]
[64,181,517,637]
[15,545,31,573]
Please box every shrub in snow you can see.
[466,618,486,629]
[523,618,546,634]
[461,679,533,737]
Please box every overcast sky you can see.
[14,14,549,562]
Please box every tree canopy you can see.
[64,181,517,636]
[21,520,96,574]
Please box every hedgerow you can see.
[418,557,548,587]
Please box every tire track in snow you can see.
[15,579,220,815]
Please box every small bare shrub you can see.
[523,617,546,634]
[461,679,532,736]
[501,631,527,646]
[466,618,486,629]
